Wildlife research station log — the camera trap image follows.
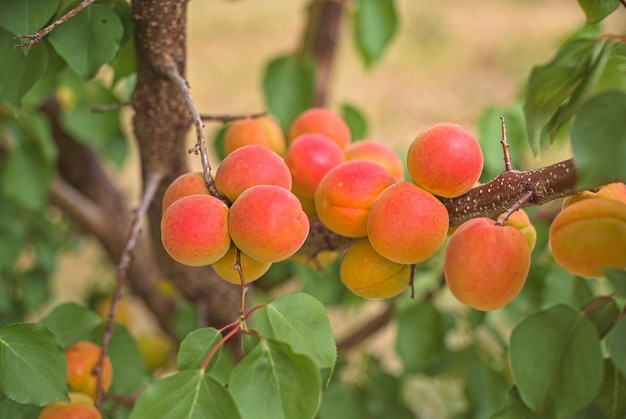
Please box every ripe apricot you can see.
[161,195,230,267]
[214,144,292,202]
[65,341,113,400]
[39,398,101,419]
[367,181,449,264]
[162,172,208,212]
[344,140,405,182]
[212,242,272,284]
[288,107,351,149]
[562,182,626,208]
[284,133,346,198]
[224,115,286,156]
[407,122,483,198]
[229,185,310,263]
[498,209,537,251]
[444,217,530,311]
[315,160,396,238]
[340,239,411,299]
[549,198,626,278]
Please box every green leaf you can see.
[48,3,123,79]
[577,0,620,23]
[340,103,368,142]
[0,396,40,419]
[177,327,223,371]
[353,0,398,67]
[491,386,552,419]
[262,54,316,132]
[595,54,626,92]
[607,314,626,378]
[540,266,592,309]
[317,383,372,419]
[581,295,619,337]
[0,323,67,406]
[510,304,603,416]
[255,292,336,371]
[606,269,626,297]
[40,302,102,348]
[229,339,321,419]
[571,90,626,189]
[464,363,509,419]
[130,369,241,419]
[0,0,61,35]
[0,203,27,270]
[572,359,626,419]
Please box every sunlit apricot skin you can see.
[315,160,396,238]
[340,239,411,299]
[498,209,537,251]
[229,185,310,263]
[65,341,113,400]
[444,217,530,311]
[212,242,272,284]
[161,195,230,267]
[214,144,292,202]
[344,140,405,182]
[162,172,208,212]
[224,115,286,156]
[288,107,351,149]
[562,182,626,208]
[367,181,449,264]
[549,198,626,278]
[38,401,102,419]
[407,122,483,198]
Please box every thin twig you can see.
[500,116,513,172]
[94,171,164,409]
[495,189,536,225]
[200,111,267,123]
[91,102,132,114]
[621,0,626,10]
[13,0,97,48]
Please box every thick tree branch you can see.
[49,177,108,238]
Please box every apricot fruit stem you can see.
[496,189,535,226]
[200,111,267,123]
[499,116,514,172]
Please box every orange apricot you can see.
[407,122,483,198]
[65,341,113,400]
[367,181,449,264]
[212,242,272,284]
[224,115,286,156]
[162,172,208,212]
[340,239,411,299]
[161,195,230,266]
[444,217,530,311]
[288,107,351,149]
[315,160,396,238]
[344,140,405,182]
[562,182,626,208]
[498,209,537,251]
[229,185,309,263]
[39,399,101,419]
[549,198,626,278]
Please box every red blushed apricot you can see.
[162,172,209,212]
[367,182,449,264]
[315,160,396,238]
[215,144,292,202]
[288,107,351,149]
[65,341,113,400]
[407,122,483,198]
[340,239,411,299]
[498,209,537,251]
[562,182,626,208]
[224,115,286,156]
[229,185,310,263]
[285,133,346,198]
[161,195,230,266]
[212,242,272,284]
[344,140,405,182]
[549,198,626,278]
[444,217,530,311]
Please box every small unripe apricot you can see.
[444,217,530,311]
[212,242,272,284]
[407,122,483,198]
[315,160,396,238]
[562,182,626,208]
[162,172,209,212]
[65,341,113,400]
[161,195,230,267]
[229,185,310,263]
[340,239,411,299]
[549,198,626,278]
[215,144,292,202]
[136,332,175,372]
[344,140,405,182]
[288,107,351,149]
[367,181,449,264]
[498,209,537,251]
[224,115,286,156]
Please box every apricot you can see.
[344,140,405,182]
[340,239,411,299]
[498,209,537,251]
[288,107,351,149]
[65,341,113,400]
[212,241,272,284]
[214,144,292,202]
[367,181,449,264]
[161,195,230,266]
[562,182,626,208]
[407,122,483,198]
[229,185,310,263]
[162,172,208,212]
[39,400,101,419]
[444,217,530,311]
[224,115,286,156]
[284,133,346,198]
[94,296,132,327]
[292,189,317,218]
[549,198,626,278]
[315,160,396,238]
[136,332,175,372]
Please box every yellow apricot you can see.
[65,341,113,400]
[344,140,405,182]
[562,182,626,208]
[212,242,272,284]
[498,209,537,251]
[224,115,286,156]
[136,332,175,371]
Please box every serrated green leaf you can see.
[340,103,368,142]
[40,302,102,348]
[353,0,398,67]
[130,370,241,419]
[607,314,626,378]
[582,295,619,337]
[606,269,626,297]
[48,3,123,79]
[571,90,626,189]
[0,323,67,406]
[229,339,320,419]
[0,0,61,36]
[577,0,620,23]
[510,304,603,416]
[177,327,222,371]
